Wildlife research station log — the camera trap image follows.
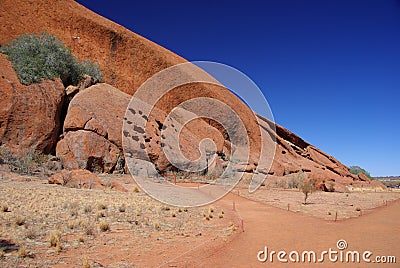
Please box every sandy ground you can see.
[165,190,400,267]
[1,172,399,267]
[0,173,237,267]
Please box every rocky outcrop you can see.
[48,169,104,190]
[257,116,386,190]
[0,0,186,95]
[1,0,385,191]
[0,54,65,155]
[56,83,129,173]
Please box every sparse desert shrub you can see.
[56,241,63,253]
[297,172,316,204]
[84,205,92,214]
[99,222,110,232]
[97,203,107,210]
[82,257,91,268]
[49,230,61,247]
[15,216,25,226]
[1,205,8,212]
[0,147,51,175]
[153,221,160,230]
[133,186,140,193]
[78,237,85,243]
[349,166,373,180]
[161,205,170,211]
[84,225,94,236]
[18,245,28,258]
[287,177,299,189]
[67,221,75,230]
[1,32,103,85]
[218,212,224,219]
[118,204,126,212]
[171,212,176,218]
[71,209,78,217]
[96,211,105,219]
[25,229,37,239]
[355,207,361,212]
[0,249,4,259]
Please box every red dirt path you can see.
[165,193,400,267]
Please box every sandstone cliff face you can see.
[0,54,65,154]
[0,0,186,95]
[0,0,384,190]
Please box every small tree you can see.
[298,172,316,204]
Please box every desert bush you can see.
[298,172,316,204]
[1,205,8,212]
[15,216,25,226]
[97,203,107,210]
[1,32,102,85]
[349,166,373,179]
[49,230,61,247]
[0,147,51,175]
[99,222,110,232]
[96,211,105,219]
[84,224,94,236]
[118,204,126,213]
[25,229,37,239]
[84,205,92,214]
[82,257,91,268]
[287,177,299,189]
[18,245,28,258]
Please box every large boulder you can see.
[48,169,104,190]
[56,83,130,173]
[0,54,65,154]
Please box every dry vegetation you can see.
[0,172,236,267]
[236,176,400,220]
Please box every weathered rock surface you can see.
[0,54,65,155]
[56,84,130,173]
[48,169,104,190]
[0,0,385,191]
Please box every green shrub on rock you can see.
[1,32,102,85]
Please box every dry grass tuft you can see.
[0,249,5,259]
[49,230,61,247]
[118,204,126,212]
[99,222,110,232]
[18,245,28,258]
[15,216,25,226]
[97,203,107,210]
[82,257,91,268]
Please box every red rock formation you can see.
[0,0,385,191]
[0,54,65,155]
[48,169,104,190]
[56,84,130,173]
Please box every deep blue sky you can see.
[76,0,400,176]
